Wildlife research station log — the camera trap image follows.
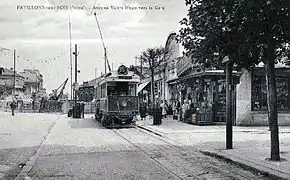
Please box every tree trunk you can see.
[151,71,155,106]
[265,48,280,161]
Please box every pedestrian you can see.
[139,102,146,121]
[81,102,85,118]
[181,100,189,122]
[164,100,168,117]
[173,100,179,120]
[160,100,165,119]
[10,100,16,116]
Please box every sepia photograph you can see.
[0,0,289,179]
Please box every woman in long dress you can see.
[160,100,167,118]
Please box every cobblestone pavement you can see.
[114,128,270,180]
[0,112,271,179]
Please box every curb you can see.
[200,150,289,180]
[136,125,162,137]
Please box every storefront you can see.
[178,70,241,125]
[236,67,290,126]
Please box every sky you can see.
[0,0,188,95]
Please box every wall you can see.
[236,68,290,126]
[235,68,252,125]
[247,112,290,126]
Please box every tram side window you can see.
[101,84,106,98]
[128,85,136,96]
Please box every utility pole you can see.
[73,44,78,109]
[13,49,16,97]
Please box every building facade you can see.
[164,32,181,102]
[236,67,290,126]
[77,78,98,102]
[0,67,25,99]
[19,69,44,95]
[137,32,182,105]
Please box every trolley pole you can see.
[69,15,73,101]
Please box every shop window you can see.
[216,80,226,111]
[252,76,289,110]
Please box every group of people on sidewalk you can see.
[138,97,199,123]
[139,100,173,121]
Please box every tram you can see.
[94,65,140,128]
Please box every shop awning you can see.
[137,81,150,94]
[166,77,179,84]
[179,70,242,81]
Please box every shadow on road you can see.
[68,117,105,129]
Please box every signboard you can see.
[117,65,128,75]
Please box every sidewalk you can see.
[136,116,290,179]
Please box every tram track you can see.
[111,127,269,180]
[111,128,184,180]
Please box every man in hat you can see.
[81,101,85,118]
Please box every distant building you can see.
[19,69,44,95]
[0,67,25,99]
[77,78,99,102]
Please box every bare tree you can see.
[139,46,166,106]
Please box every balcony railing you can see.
[177,56,192,76]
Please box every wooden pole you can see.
[74,44,78,109]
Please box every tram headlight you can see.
[121,100,127,107]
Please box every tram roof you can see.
[94,70,140,86]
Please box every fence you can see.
[62,101,95,114]
[0,100,65,113]
[84,102,95,114]
[39,100,63,113]
[0,100,96,115]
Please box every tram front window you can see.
[107,83,136,96]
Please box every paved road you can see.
[0,112,270,179]
[0,112,59,179]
